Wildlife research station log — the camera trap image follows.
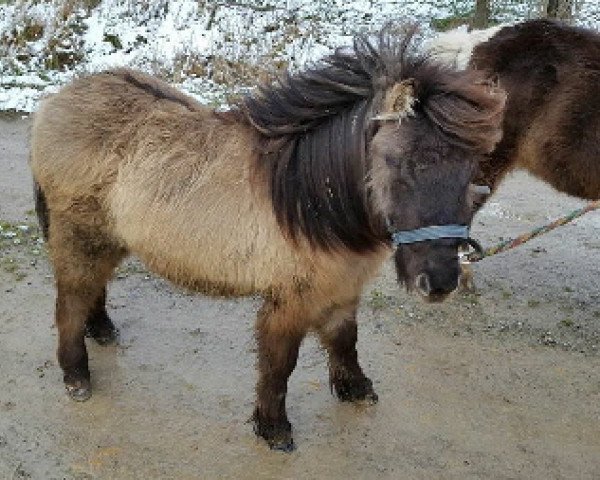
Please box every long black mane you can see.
[242,25,504,252]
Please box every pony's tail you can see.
[34,178,50,241]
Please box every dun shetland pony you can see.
[31,26,505,451]
[428,19,600,196]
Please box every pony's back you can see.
[471,20,600,198]
[470,20,600,73]
[31,69,206,195]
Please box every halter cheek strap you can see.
[391,224,470,246]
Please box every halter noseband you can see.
[390,224,483,254]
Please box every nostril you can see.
[415,273,431,295]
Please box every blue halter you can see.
[391,224,470,246]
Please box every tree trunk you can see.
[547,0,561,17]
[546,0,575,20]
[472,0,490,29]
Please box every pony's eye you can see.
[393,176,413,191]
[385,155,401,167]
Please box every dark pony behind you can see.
[30,24,505,451]
[431,19,600,198]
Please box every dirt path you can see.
[1,116,599,479]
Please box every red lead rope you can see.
[464,200,600,263]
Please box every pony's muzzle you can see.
[415,260,460,302]
[415,273,458,302]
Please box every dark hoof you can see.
[86,319,119,345]
[65,379,92,402]
[333,375,378,404]
[269,437,295,452]
[253,410,295,452]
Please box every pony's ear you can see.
[372,79,416,122]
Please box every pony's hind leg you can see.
[55,279,104,401]
[317,300,377,403]
[36,182,119,346]
[253,299,306,452]
[85,287,119,345]
[49,221,124,401]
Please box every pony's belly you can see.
[108,165,302,296]
[121,232,297,297]
[110,204,304,297]
[139,253,267,296]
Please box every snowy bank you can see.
[1,0,598,112]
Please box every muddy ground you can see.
[1,115,599,479]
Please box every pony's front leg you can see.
[317,301,378,403]
[254,299,305,452]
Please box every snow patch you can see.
[1,0,598,112]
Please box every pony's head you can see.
[243,24,505,302]
[366,32,504,301]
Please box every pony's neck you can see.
[257,101,384,253]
